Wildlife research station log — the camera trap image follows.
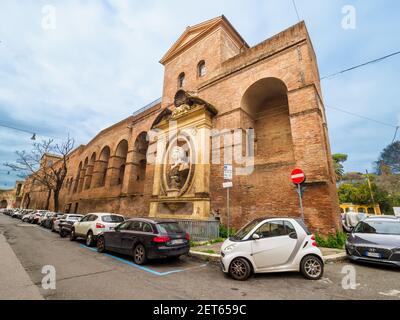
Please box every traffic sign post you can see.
[224,165,233,238]
[291,169,306,221]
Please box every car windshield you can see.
[101,215,124,223]
[157,222,184,234]
[231,220,262,241]
[355,220,400,235]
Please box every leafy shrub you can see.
[219,225,236,239]
[315,232,348,249]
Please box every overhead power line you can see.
[325,105,398,129]
[321,50,400,80]
[393,126,399,144]
[292,0,301,22]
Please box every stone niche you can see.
[149,90,218,220]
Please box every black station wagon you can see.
[97,218,190,265]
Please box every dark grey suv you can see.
[346,216,400,267]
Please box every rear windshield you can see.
[68,215,82,221]
[102,215,124,223]
[295,219,312,235]
[157,223,184,234]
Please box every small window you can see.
[178,72,185,88]
[255,221,287,238]
[142,223,153,233]
[198,60,206,77]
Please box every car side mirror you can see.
[252,233,260,240]
[289,232,298,239]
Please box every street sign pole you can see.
[291,168,306,221]
[297,183,305,221]
[224,165,233,238]
[227,186,230,238]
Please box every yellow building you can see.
[340,203,382,215]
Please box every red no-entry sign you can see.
[291,168,306,185]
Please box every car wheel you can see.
[300,255,324,280]
[70,229,76,241]
[97,236,106,253]
[133,244,148,265]
[86,231,95,247]
[229,258,252,281]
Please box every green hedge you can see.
[315,232,348,249]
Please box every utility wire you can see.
[393,126,399,143]
[0,123,35,135]
[292,0,301,22]
[325,105,398,129]
[321,50,400,80]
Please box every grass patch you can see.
[201,250,216,254]
[315,232,348,249]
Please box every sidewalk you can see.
[190,242,347,264]
[0,234,43,300]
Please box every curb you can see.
[323,253,348,263]
[190,250,348,264]
[189,250,220,264]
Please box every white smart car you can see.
[220,217,324,281]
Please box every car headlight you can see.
[223,244,237,253]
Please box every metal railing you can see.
[176,219,220,242]
[132,98,162,118]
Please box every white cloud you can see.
[0,0,399,187]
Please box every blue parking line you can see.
[79,245,203,276]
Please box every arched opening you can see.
[78,158,88,193]
[198,60,206,77]
[84,153,96,190]
[241,78,294,166]
[178,72,185,88]
[0,200,7,209]
[131,132,149,194]
[16,183,22,196]
[97,146,111,187]
[73,163,83,193]
[112,140,128,186]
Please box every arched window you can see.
[198,60,206,77]
[178,72,185,88]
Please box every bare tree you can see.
[5,136,75,212]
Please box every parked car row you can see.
[2,208,328,281]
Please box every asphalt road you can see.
[0,214,399,300]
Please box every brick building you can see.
[19,16,341,235]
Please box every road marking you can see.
[379,290,400,298]
[80,245,207,277]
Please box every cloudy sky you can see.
[0,0,399,188]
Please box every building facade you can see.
[19,16,341,235]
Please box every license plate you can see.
[171,239,185,245]
[365,251,381,259]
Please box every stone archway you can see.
[92,146,111,188]
[125,132,149,194]
[110,140,128,187]
[241,77,295,166]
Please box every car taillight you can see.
[185,233,190,241]
[311,235,316,241]
[153,236,171,243]
[96,223,106,229]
